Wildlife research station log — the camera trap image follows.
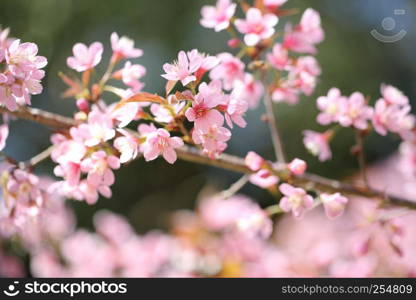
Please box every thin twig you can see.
[27,145,55,168]
[262,87,286,163]
[218,174,250,199]
[2,106,416,210]
[355,130,369,187]
[265,204,284,216]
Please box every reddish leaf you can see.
[165,80,178,96]
[174,91,193,101]
[114,92,166,110]
[58,72,83,98]
[276,8,299,17]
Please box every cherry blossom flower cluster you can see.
[267,10,323,104]
[0,27,47,111]
[245,151,348,219]
[304,85,416,162]
[317,88,373,130]
[0,163,55,235]
[201,0,324,105]
[1,194,276,277]
[0,192,344,277]
[161,49,261,158]
[49,106,120,204]
[2,164,416,278]
[373,85,415,141]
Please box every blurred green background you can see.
[1,0,415,232]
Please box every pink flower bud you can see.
[320,193,348,219]
[288,158,307,175]
[76,98,89,112]
[245,151,265,171]
[227,38,240,48]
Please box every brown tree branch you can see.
[0,106,76,128]
[2,106,416,210]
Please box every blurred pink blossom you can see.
[200,0,237,32]
[235,8,278,46]
[67,42,103,72]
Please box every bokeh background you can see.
[1,0,415,232]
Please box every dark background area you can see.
[1,0,415,232]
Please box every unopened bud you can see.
[227,38,240,48]
[76,98,90,112]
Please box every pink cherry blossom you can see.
[53,161,82,187]
[162,50,202,86]
[94,210,135,245]
[50,133,86,166]
[110,32,143,60]
[245,151,265,172]
[142,129,184,164]
[289,56,321,96]
[111,102,144,128]
[288,158,307,176]
[0,167,47,230]
[82,106,116,147]
[121,61,146,93]
[316,88,347,125]
[78,180,112,205]
[320,193,348,220]
[381,84,409,105]
[264,0,287,10]
[192,124,231,158]
[114,129,139,164]
[185,81,225,131]
[283,8,324,54]
[150,102,185,124]
[0,38,47,111]
[67,42,103,72]
[138,123,158,138]
[270,56,321,104]
[271,84,300,105]
[224,94,248,128]
[200,0,237,32]
[50,133,86,193]
[231,73,264,109]
[235,8,278,46]
[10,69,46,107]
[267,43,289,70]
[199,195,272,239]
[249,169,279,189]
[210,53,245,90]
[279,183,314,219]
[186,49,219,80]
[81,150,120,189]
[0,27,12,50]
[372,86,415,139]
[294,56,321,77]
[303,130,332,162]
[0,124,9,151]
[338,92,373,130]
[399,141,416,179]
[5,39,47,77]
[379,100,415,138]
